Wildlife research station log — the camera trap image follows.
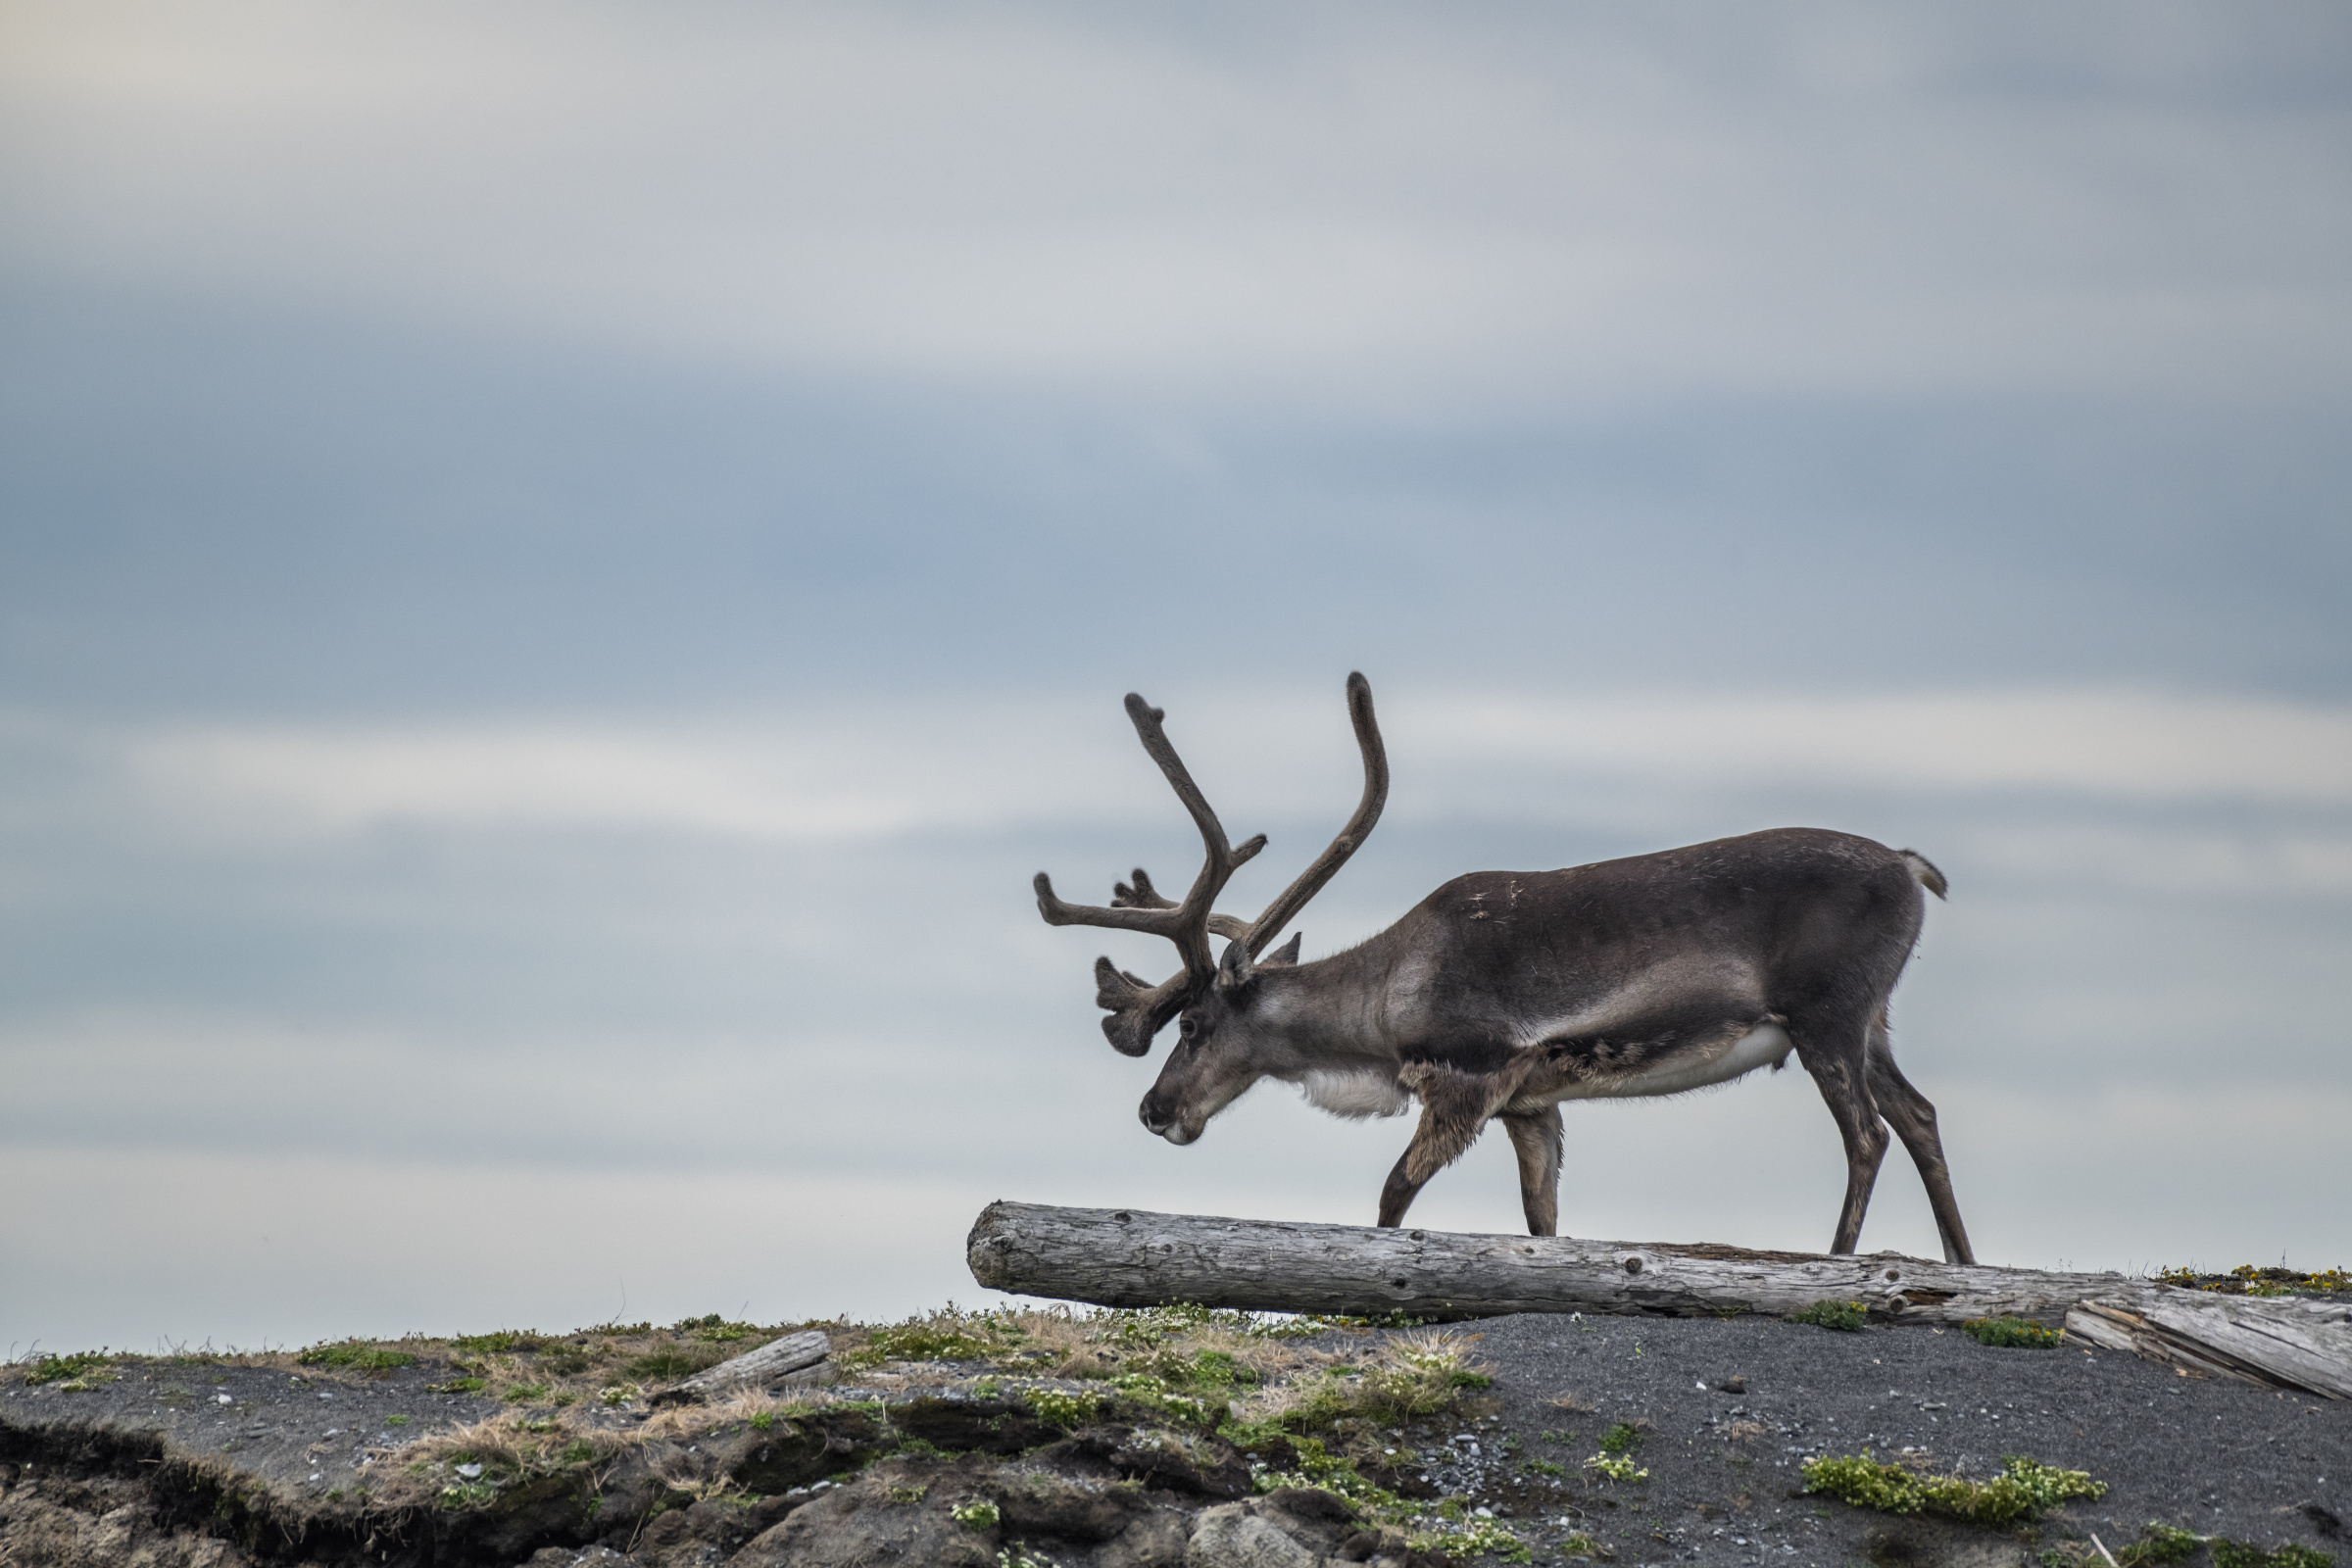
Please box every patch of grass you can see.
[750,1410,776,1431]
[1559,1531,1607,1558]
[427,1377,487,1394]
[1961,1316,2064,1349]
[1273,1332,1494,1431]
[385,1414,412,1426]
[504,1383,552,1402]
[675,1313,760,1344]
[22,1350,116,1387]
[952,1498,1001,1531]
[841,1307,1026,1371]
[298,1341,418,1372]
[1521,1458,1567,1479]
[450,1330,550,1354]
[1802,1450,2105,1527]
[1597,1422,1641,1454]
[623,1346,727,1381]
[1789,1299,1868,1332]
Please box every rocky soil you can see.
[3,1304,2346,1568]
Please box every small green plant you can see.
[1539,1428,1573,1445]
[1521,1457,1567,1479]
[385,1414,412,1426]
[887,1484,929,1504]
[952,1498,1001,1531]
[597,1384,638,1406]
[22,1350,116,1387]
[1801,1451,2105,1527]
[2118,1524,2205,1567]
[2212,1544,2336,1568]
[1598,1421,1641,1453]
[750,1410,776,1430]
[1586,1452,1648,1483]
[1405,1516,1534,1562]
[1961,1316,2064,1349]
[1022,1387,1101,1427]
[557,1440,597,1465]
[998,1546,1059,1568]
[503,1383,551,1402]
[298,1341,419,1372]
[1790,1299,1868,1332]
[1560,1532,1605,1558]
[427,1376,487,1394]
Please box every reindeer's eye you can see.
[1178,1016,1198,1039]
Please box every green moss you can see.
[1790,1299,1868,1332]
[1802,1451,2105,1527]
[1521,1458,1567,1479]
[503,1383,551,1403]
[750,1411,776,1431]
[298,1341,419,1372]
[1961,1316,2064,1349]
[1598,1422,1641,1454]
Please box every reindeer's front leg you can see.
[1499,1105,1564,1237]
[1377,1063,1504,1227]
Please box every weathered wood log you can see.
[2065,1297,2352,1399]
[658,1329,831,1404]
[968,1201,2352,1398]
[966,1200,2144,1325]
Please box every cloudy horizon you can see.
[3,0,2347,1354]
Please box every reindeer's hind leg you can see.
[1788,1005,1891,1255]
[1867,1012,1975,1265]
[1499,1105,1564,1237]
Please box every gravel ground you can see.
[1423,1310,2349,1563]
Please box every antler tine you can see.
[1241,670,1389,956]
[1115,868,1250,940]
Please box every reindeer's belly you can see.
[1543,1020,1792,1103]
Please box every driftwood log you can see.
[651,1330,832,1406]
[966,1200,2352,1398]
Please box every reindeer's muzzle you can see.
[1139,1101,1200,1144]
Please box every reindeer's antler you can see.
[1035,675,1388,1056]
[1034,694,1266,1054]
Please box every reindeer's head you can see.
[1034,673,1386,1143]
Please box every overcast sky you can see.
[3,0,2348,1354]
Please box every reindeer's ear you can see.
[1260,932,1303,968]
[1216,936,1254,993]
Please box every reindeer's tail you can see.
[1899,850,1948,901]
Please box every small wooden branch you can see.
[965,1200,2352,1399]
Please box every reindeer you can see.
[1033,673,1976,1264]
